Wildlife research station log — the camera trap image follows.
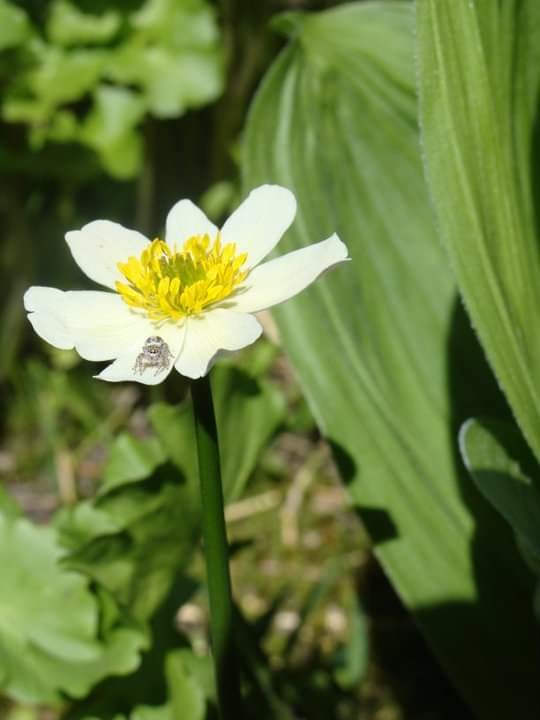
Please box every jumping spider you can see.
[133,336,173,376]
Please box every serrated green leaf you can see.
[62,480,199,621]
[416,0,540,460]
[460,417,540,564]
[0,513,145,703]
[242,2,540,716]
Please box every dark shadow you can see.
[446,297,540,718]
[353,505,399,546]
[361,560,474,720]
[328,439,356,485]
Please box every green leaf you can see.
[80,85,145,179]
[416,0,540,460]
[165,651,206,720]
[460,418,540,564]
[102,433,167,495]
[212,362,286,501]
[61,480,199,621]
[0,513,145,703]
[0,0,30,50]
[59,359,282,623]
[148,401,199,484]
[130,706,170,720]
[333,596,368,690]
[28,47,106,108]
[0,485,20,520]
[150,360,285,503]
[47,0,121,46]
[242,2,540,716]
[106,0,224,118]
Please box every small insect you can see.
[133,336,173,376]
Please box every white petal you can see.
[25,287,155,361]
[96,322,185,385]
[175,309,262,379]
[65,220,149,289]
[227,234,349,314]
[24,287,73,349]
[220,185,296,270]
[165,199,218,247]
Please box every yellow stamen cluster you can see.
[116,234,248,321]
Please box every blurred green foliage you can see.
[0,0,223,178]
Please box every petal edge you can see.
[227,233,349,314]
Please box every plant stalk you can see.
[191,375,244,719]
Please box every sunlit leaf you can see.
[105,0,224,118]
[0,0,30,50]
[0,485,20,520]
[333,596,368,690]
[242,2,540,716]
[47,0,121,46]
[460,417,540,565]
[29,47,106,107]
[0,512,145,703]
[212,361,286,501]
[80,85,145,178]
[102,434,167,495]
[416,0,540,460]
[150,361,285,502]
[165,651,206,720]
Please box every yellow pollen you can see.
[115,233,248,321]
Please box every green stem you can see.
[191,375,244,719]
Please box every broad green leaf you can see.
[416,0,540,460]
[0,513,145,703]
[460,418,540,564]
[0,0,30,50]
[242,2,539,716]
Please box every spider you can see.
[133,336,173,376]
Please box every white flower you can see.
[24,185,349,384]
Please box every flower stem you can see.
[191,375,244,719]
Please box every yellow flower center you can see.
[115,234,248,321]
